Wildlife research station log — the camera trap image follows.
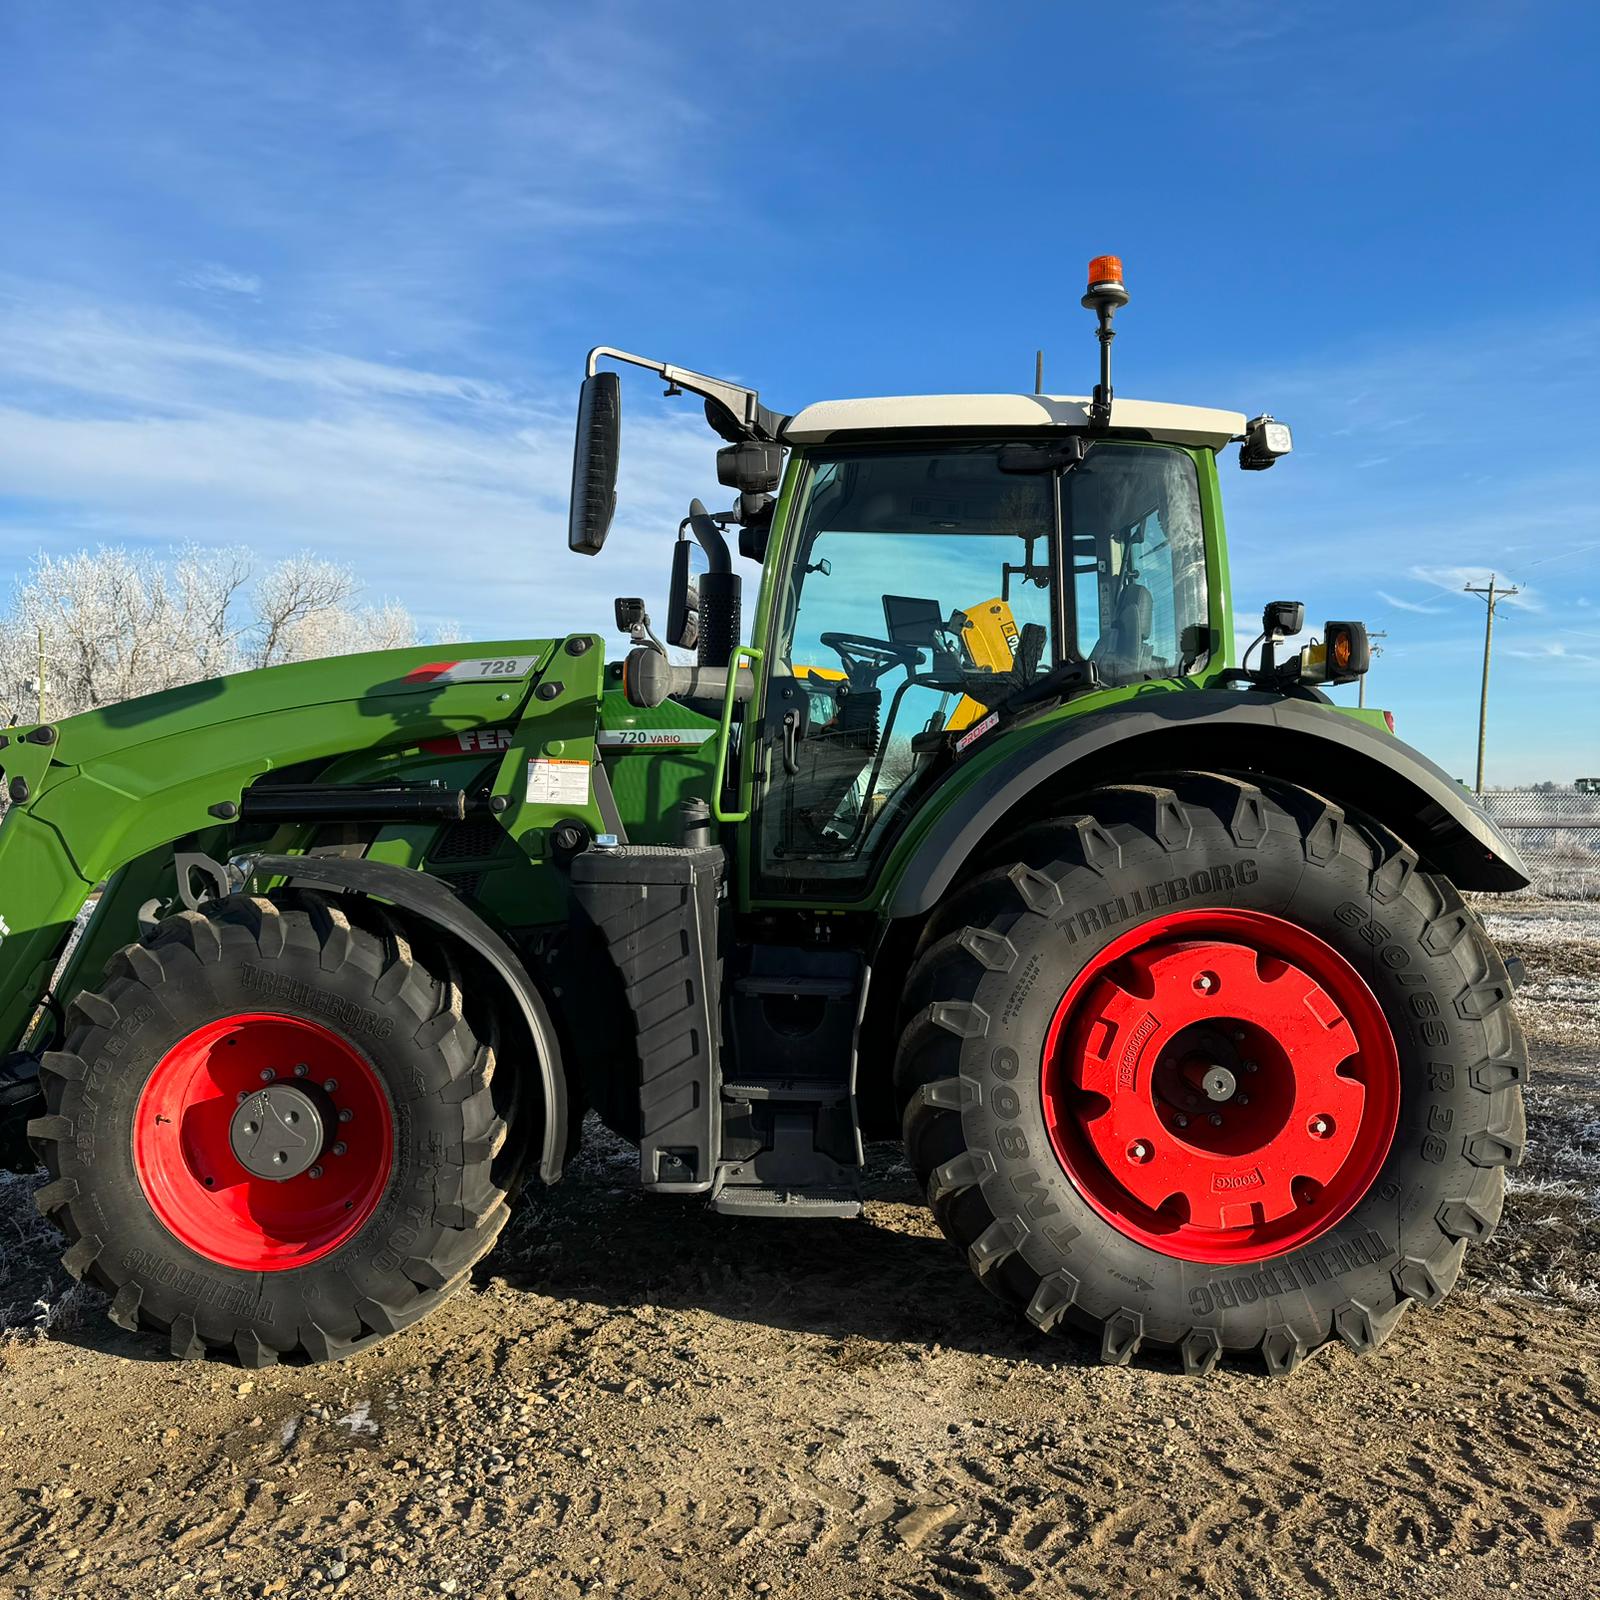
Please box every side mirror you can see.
[666,539,701,649]
[569,371,621,555]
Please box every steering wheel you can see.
[818,632,923,690]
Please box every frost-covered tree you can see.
[0,544,435,723]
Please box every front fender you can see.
[883,689,1529,917]
[245,852,569,1184]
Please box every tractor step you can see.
[715,943,866,1204]
[721,1078,849,1105]
[730,972,855,998]
[709,1185,862,1219]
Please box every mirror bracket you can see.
[585,346,786,442]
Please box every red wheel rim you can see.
[133,1013,393,1271]
[1041,910,1399,1264]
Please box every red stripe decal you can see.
[403,661,459,683]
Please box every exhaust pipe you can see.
[687,499,741,669]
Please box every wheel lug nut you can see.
[293,1063,309,1078]
[1208,1113,1224,1127]
[1236,1093,1249,1106]
[1232,1031,1246,1043]
[338,1107,354,1124]
[323,1079,338,1093]
[332,1141,347,1157]
[1308,1115,1333,1138]
[237,1091,250,1104]
[1243,1060,1259,1074]
[1174,1114,1189,1129]
[1192,972,1218,995]
[1127,1140,1153,1164]
[308,1165,324,1180]
[259,1068,276,1082]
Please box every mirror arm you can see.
[584,346,786,441]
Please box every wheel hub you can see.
[1040,908,1400,1264]
[228,1082,327,1180]
[133,1013,393,1271]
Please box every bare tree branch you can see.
[0,543,428,719]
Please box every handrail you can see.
[712,646,763,823]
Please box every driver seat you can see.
[1092,582,1153,682]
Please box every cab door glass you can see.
[757,442,1208,896]
[1068,445,1208,679]
[760,448,1055,889]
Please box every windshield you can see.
[759,440,1210,891]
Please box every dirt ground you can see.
[1,900,1596,1600]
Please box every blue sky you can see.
[1,0,1596,783]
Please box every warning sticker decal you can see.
[526,758,591,807]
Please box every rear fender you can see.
[882,690,1529,918]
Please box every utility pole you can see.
[1034,350,1044,395]
[1464,576,1518,794]
[1358,629,1388,709]
[35,625,47,723]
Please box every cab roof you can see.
[781,393,1246,450]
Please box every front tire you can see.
[29,890,518,1366]
[895,773,1526,1374]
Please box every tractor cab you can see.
[750,412,1225,894]
[573,258,1275,903]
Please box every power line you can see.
[1518,537,1600,573]
[1463,576,1518,795]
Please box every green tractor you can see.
[0,258,1528,1374]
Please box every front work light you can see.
[1240,413,1294,471]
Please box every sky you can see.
[1,0,1597,784]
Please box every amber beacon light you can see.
[1080,255,1131,426]
[1086,254,1127,295]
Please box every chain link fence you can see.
[1481,788,1600,898]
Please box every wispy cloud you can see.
[1410,566,1542,609]
[0,5,725,355]
[1504,640,1600,669]
[1377,589,1444,615]
[0,285,723,637]
[180,263,262,298]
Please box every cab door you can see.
[750,447,1058,901]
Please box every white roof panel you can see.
[782,393,1245,449]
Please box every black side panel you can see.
[885,691,1531,916]
[245,852,569,1183]
[571,845,726,1193]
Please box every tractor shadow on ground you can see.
[484,1126,1108,1372]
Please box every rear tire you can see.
[895,773,1526,1374]
[28,890,518,1366]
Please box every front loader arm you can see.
[0,639,559,1055]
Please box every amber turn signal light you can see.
[1321,621,1371,684]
